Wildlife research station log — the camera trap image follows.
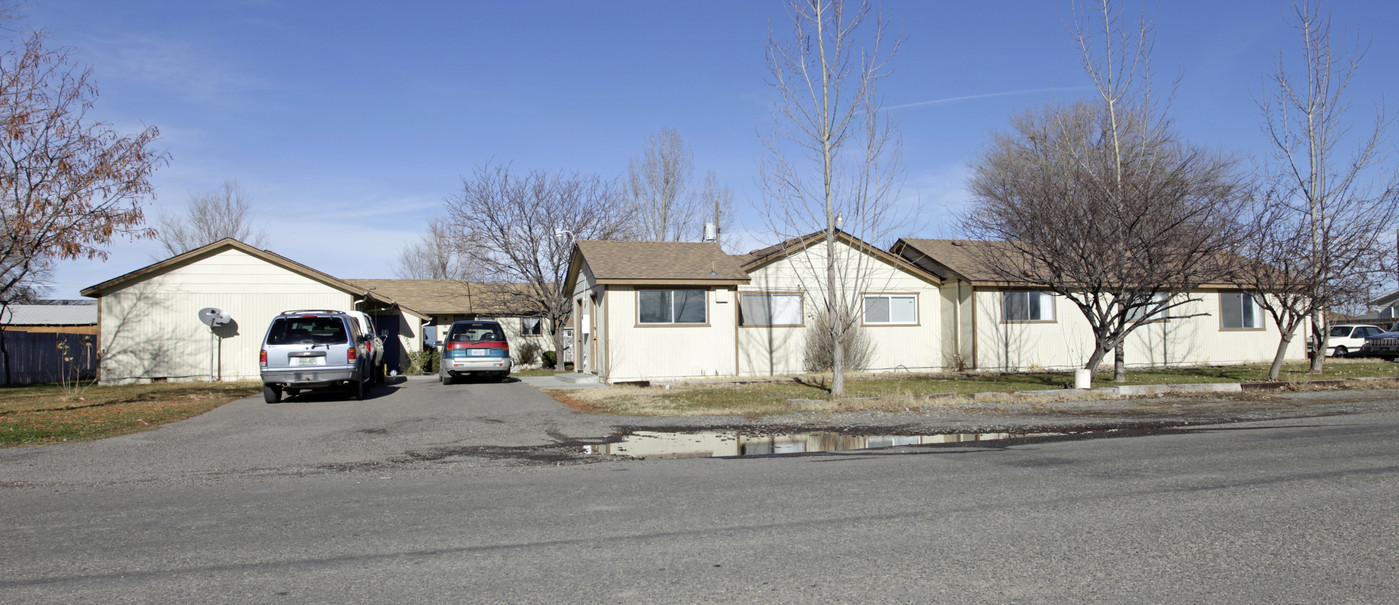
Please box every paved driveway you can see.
[0,376,619,487]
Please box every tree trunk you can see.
[1113,344,1126,382]
[1308,310,1326,374]
[550,313,566,371]
[1268,333,1292,381]
[831,325,845,395]
[1084,341,1109,374]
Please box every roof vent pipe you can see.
[702,222,718,243]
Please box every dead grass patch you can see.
[546,362,1399,417]
[0,381,261,447]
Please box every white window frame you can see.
[1002,291,1055,323]
[638,289,708,325]
[740,292,804,327]
[862,294,918,325]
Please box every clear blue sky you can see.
[26,0,1399,299]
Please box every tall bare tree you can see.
[0,17,165,307]
[1256,0,1398,374]
[759,0,904,396]
[154,179,267,256]
[629,127,704,242]
[698,170,736,251]
[962,0,1248,380]
[393,221,470,280]
[443,164,632,370]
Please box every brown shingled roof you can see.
[573,240,750,284]
[346,279,544,316]
[893,238,1017,283]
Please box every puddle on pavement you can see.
[584,429,1066,459]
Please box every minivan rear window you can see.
[447,322,506,343]
[267,317,348,345]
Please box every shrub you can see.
[407,348,439,375]
[803,309,873,372]
[542,350,557,368]
[516,341,541,366]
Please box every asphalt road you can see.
[1,378,1397,602]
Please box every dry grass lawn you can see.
[553,360,1399,417]
[0,381,261,447]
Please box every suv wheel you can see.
[263,385,282,404]
[349,377,364,401]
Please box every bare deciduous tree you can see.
[443,164,632,370]
[759,0,904,395]
[154,179,267,256]
[962,0,1248,381]
[393,221,471,280]
[1253,0,1399,374]
[0,19,165,307]
[629,127,704,242]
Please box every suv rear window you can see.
[447,322,506,343]
[267,317,349,345]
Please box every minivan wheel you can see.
[440,373,451,385]
[263,385,282,404]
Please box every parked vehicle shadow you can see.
[442,375,520,385]
[273,381,397,403]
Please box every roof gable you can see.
[81,239,372,298]
[745,230,943,286]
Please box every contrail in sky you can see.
[886,86,1092,110]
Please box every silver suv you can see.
[260,310,374,402]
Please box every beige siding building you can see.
[81,239,427,384]
[893,238,1308,371]
[566,240,749,382]
[737,232,944,376]
[563,233,1309,384]
[346,279,559,362]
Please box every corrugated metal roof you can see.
[2,304,98,326]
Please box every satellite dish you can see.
[198,307,232,328]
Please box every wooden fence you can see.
[0,331,99,386]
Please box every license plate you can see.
[468,349,488,357]
[294,357,323,366]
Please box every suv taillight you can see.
[347,346,357,364]
[260,350,267,368]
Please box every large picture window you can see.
[639,289,707,325]
[863,294,917,325]
[521,317,543,336]
[1003,291,1055,322]
[741,293,803,326]
[1220,292,1263,330]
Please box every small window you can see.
[521,317,543,336]
[863,294,917,325]
[1003,291,1054,322]
[1127,293,1169,323]
[639,289,707,325]
[1220,292,1263,330]
[741,293,803,326]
